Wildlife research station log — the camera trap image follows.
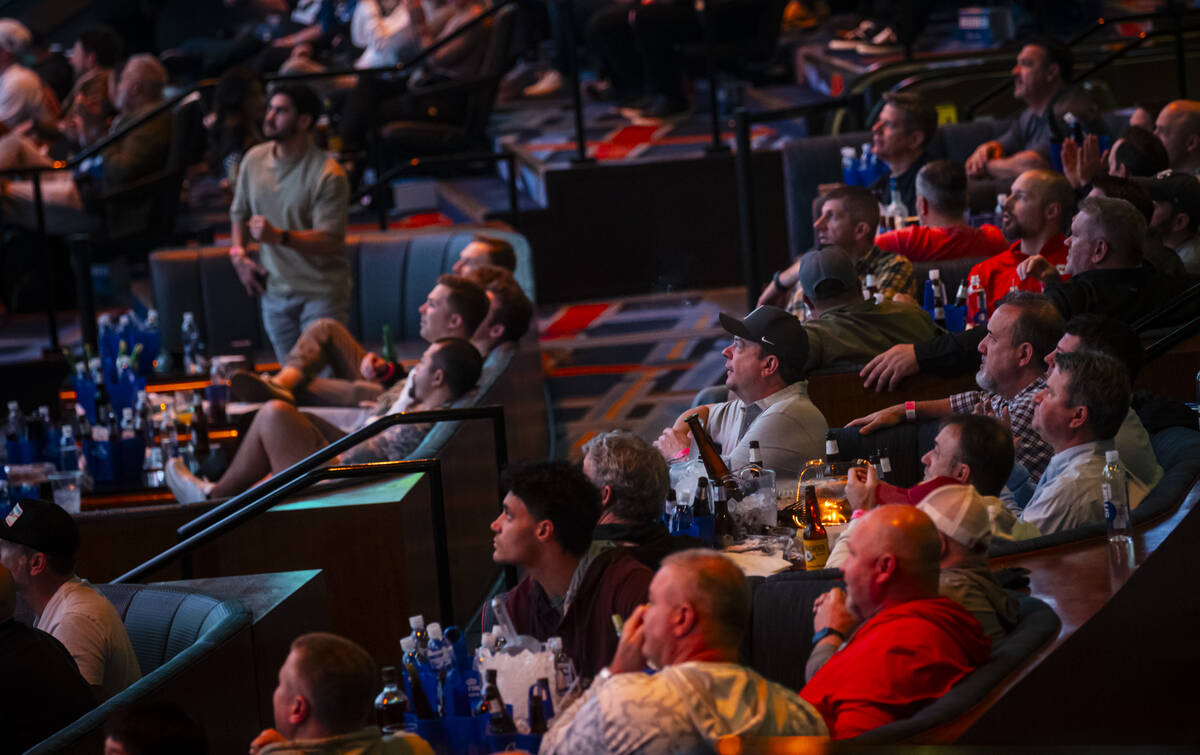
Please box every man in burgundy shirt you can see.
[876,161,1009,263]
[968,169,1074,314]
[800,505,990,739]
[488,460,652,684]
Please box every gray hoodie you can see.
[539,661,828,754]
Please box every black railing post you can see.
[1171,0,1188,98]
[561,0,593,165]
[31,171,58,351]
[700,0,730,155]
[68,234,98,354]
[734,108,759,312]
[424,458,454,624]
[505,152,519,228]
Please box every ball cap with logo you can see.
[717,305,809,377]
[0,498,80,562]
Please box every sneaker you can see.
[230,370,294,404]
[829,20,877,50]
[856,26,904,55]
[523,69,564,98]
[165,457,214,504]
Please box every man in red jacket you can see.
[968,169,1073,314]
[488,460,653,684]
[800,505,991,739]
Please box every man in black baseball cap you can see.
[654,306,829,478]
[0,498,141,700]
[1144,170,1200,273]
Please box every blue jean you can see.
[260,291,350,364]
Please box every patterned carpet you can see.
[538,287,748,460]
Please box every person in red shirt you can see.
[799,505,991,739]
[876,160,1010,262]
[969,169,1074,314]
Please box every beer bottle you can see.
[803,485,829,571]
[684,414,743,500]
[878,447,893,482]
[693,478,713,542]
[380,324,398,365]
[482,669,517,734]
[713,485,735,548]
[528,679,550,734]
[374,666,410,731]
[746,440,763,478]
[823,430,840,476]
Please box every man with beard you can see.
[229,83,351,361]
[966,169,1074,314]
[848,292,1063,484]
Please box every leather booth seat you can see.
[29,584,253,754]
[149,226,536,356]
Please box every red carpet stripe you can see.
[541,303,611,340]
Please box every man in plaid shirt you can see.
[847,292,1063,484]
[758,186,916,316]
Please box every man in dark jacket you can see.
[583,430,702,571]
[488,460,652,683]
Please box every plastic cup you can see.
[49,471,83,514]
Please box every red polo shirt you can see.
[968,234,1070,315]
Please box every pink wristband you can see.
[673,447,690,460]
[905,401,917,421]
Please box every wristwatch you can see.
[280,230,291,247]
[812,627,846,645]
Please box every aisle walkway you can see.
[538,287,747,459]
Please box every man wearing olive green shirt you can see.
[797,246,938,372]
[230,83,350,361]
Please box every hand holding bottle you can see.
[608,604,648,674]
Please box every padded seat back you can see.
[744,569,844,691]
[149,226,535,355]
[95,583,231,675]
[850,595,1060,743]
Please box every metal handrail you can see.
[1133,281,1200,333]
[351,149,520,231]
[113,459,458,623]
[178,404,507,539]
[964,12,1200,120]
[1145,313,1200,364]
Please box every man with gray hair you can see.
[850,291,1063,483]
[1017,195,1192,323]
[1014,350,1151,537]
[876,160,1009,262]
[541,549,827,754]
[584,430,700,570]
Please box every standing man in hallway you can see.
[230,83,351,361]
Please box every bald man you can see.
[1153,100,1200,175]
[0,563,97,752]
[541,550,827,754]
[800,506,991,739]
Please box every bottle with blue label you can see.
[426,622,462,717]
[1102,450,1133,544]
[840,146,859,186]
[59,425,80,472]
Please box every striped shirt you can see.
[949,375,1052,483]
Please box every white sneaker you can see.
[856,27,903,55]
[165,457,214,504]
[523,69,564,98]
